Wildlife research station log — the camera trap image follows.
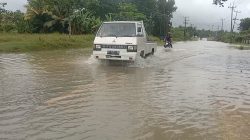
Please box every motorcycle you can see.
[164,41,173,48]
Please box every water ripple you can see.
[1,42,250,139]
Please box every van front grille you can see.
[101,45,127,49]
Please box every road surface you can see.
[1,41,250,140]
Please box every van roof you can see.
[103,21,143,24]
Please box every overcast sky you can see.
[0,0,27,11]
[1,0,250,31]
[173,0,250,31]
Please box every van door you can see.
[137,23,146,54]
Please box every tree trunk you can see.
[68,21,72,36]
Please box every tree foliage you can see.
[239,18,250,32]
[153,0,177,36]
[1,0,177,36]
[213,0,227,6]
[0,8,28,33]
[70,10,101,34]
[112,3,146,21]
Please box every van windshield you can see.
[97,23,136,37]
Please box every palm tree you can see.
[38,0,76,34]
[25,0,49,20]
[25,0,101,34]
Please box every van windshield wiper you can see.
[121,35,134,37]
[107,34,118,38]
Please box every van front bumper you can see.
[93,51,137,61]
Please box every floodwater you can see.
[0,41,250,140]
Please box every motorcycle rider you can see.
[164,32,173,48]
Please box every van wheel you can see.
[151,48,155,55]
[140,50,145,58]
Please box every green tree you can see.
[0,8,28,33]
[25,0,100,34]
[152,0,177,36]
[22,0,177,36]
[25,0,52,32]
[71,10,101,34]
[113,3,146,21]
[239,18,250,31]
[130,0,156,17]
[12,10,31,33]
[89,0,119,20]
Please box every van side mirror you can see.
[137,27,143,37]
[138,27,142,33]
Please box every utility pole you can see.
[221,18,225,31]
[228,4,236,43]
[216,25,220,38]
[233,10,241,31]
[190,24,194,37]
[184,17,189,40]
[210,25,214,37]
[212,25,214,31]
[228,4,236,34]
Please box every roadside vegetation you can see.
[171,26,199,41]
[176,16,250,50]
[1,0,245,52]
[215,18,250,50]
[0,34,94,52]
[0,0,178,52]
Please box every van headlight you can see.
[94,44,101,51]
[128,46,134,50]
[127,45,137,52]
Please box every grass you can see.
[234,44,250,50]
[148,36,165,46]
[0,33,95,53]
[227,42,250,50]
[0,33,187,53]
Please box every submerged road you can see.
[0,41,250,140]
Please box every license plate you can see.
[107,50,120,55]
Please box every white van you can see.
[93,21,157,61]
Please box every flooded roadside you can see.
[0,41,250,140]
